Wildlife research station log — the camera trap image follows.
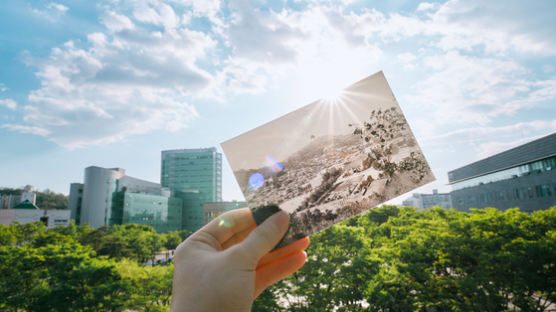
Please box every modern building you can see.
[68,183,84,224]
[161,148,223,231]
[448,132,556,212]
[402,189,452,210]
[204,201,248,224]
[161,148,222,202]
[69,166,183,232]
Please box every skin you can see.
[171,208,310,312]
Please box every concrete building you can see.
[402,189,452,210]
[448,132,556,212]
[79,166,126,228]
[204,201,248,224]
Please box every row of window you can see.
[452,156,556,190]
[455,183,556,205]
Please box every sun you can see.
[321,86,345,103]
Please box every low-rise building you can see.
[402,189,452,210]
[0,200,70,227]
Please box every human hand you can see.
[170,208,309,312]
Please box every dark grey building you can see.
[448,132,556,212]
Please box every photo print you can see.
[221,71,435,249]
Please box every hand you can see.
[170,208,309,312]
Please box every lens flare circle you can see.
[248,172,265,190]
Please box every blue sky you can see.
[1,0,555,204]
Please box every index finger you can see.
[195,208,256,245]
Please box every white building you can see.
[402,189,452,210]
[0,205,70,227]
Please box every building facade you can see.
[448,133,556,212]
[161,148,223,231]
[161,148,222,202]
[204,201,248,224]
[0,207,70,227]
[402,189,452,210]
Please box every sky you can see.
[1,0,555,205]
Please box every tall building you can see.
[79,166,125,228]
[161,148,222,201]
[402,189,452,210]
[161,148,222,231]
[68,183,84,224]
[448,132,556,212]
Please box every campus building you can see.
[70,148,224,232]
[161,148,222,231]
[69,166,182,232]
[402,189,452,210]
[448,133,556,212]
[0,199,71,227]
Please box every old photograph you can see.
[221,71,435,249]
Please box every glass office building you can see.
[161,148,222,231]
[120,192,182,233]
[448,133,556,212]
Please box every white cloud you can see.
[32,2,69,21]
[405,52,555,124]
[416,2,437,11]
[100,11,135,32]
[18,5,215,148]
[1,124,50,136]
[11,0,556,149]
[426,120,556,146]
[46,2,69,13]
[0,83,7,92]
[0,98,17,110]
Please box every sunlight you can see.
[321,86,345,103]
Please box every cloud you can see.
[10,0,556,149]
[19,5,214,148]
[1,124,50,136]
[426,120,556,146]
[416,2,437,11]
[32,2,69,21]
[0,83,7,92]
[46,2,69,13]
[0,98,17,110]
[405,52,556,124]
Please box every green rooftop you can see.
[14,200,39,210]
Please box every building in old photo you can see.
[448,132,556,212]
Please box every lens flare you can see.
[218,215,233,228]
[264,155,284,173]
[248,172,265,190]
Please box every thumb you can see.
[235,210,290,266]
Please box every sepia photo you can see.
[221,71,435,249]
